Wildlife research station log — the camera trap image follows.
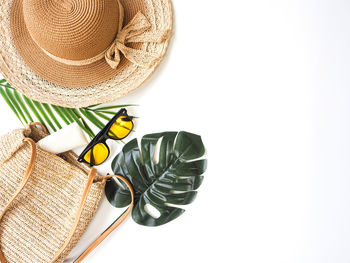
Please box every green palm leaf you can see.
[43,103,62,129]
[0,79,135,138]
[0,87,21,124]
[32,100,57,132]
[23,96,48,131]
[88,104,138,111]
[51,105,70,125]
[5,87,27,125]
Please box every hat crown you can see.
[22,0,120,60]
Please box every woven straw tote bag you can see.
[0,123,134,263]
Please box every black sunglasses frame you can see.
[77,108,134,166]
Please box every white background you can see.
[1,0,350,262]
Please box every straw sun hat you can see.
[0,0,172,107]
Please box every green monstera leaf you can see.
[105,131,207,226]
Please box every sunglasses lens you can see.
[83,143,109,166]
[108,116,133,139]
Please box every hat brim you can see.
[0,0,172,107]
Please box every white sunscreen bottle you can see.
[37,122,89,154]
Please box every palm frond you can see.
[0,79,136,138]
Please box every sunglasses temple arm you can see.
[90,147,95,167]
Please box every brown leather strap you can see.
[0,138,97,263]
[74,175,134,263]
[0,134,134,263]
[0,138,37,263]
[49,168,97,263]
[31,122,48,134]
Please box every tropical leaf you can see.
[79,108,105,129]
[0,87,21,123]
[42,103,62,129]
[106,131,207,226]
[88,104,138,111]
[5,87,27,125]
[32,100,57,132]
[0,79,136,137]
[23,96,48,131]
[51,105,70,125]
[93,111,111,121]
[13,89,34,123]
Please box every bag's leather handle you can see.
[0,132,134,263]
[48,169,96,263]
[30,122,135,262]
[0,138,98,263]
[0,138,37,263]
[73,175,134,263]
[31,122,48,134]
[0,122,45,263]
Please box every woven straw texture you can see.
[0,125,105,263]
[0,0,173,108]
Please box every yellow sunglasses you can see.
[78,108,133,166]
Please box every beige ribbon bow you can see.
[105,4,170,69]
[40,1,170,69]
